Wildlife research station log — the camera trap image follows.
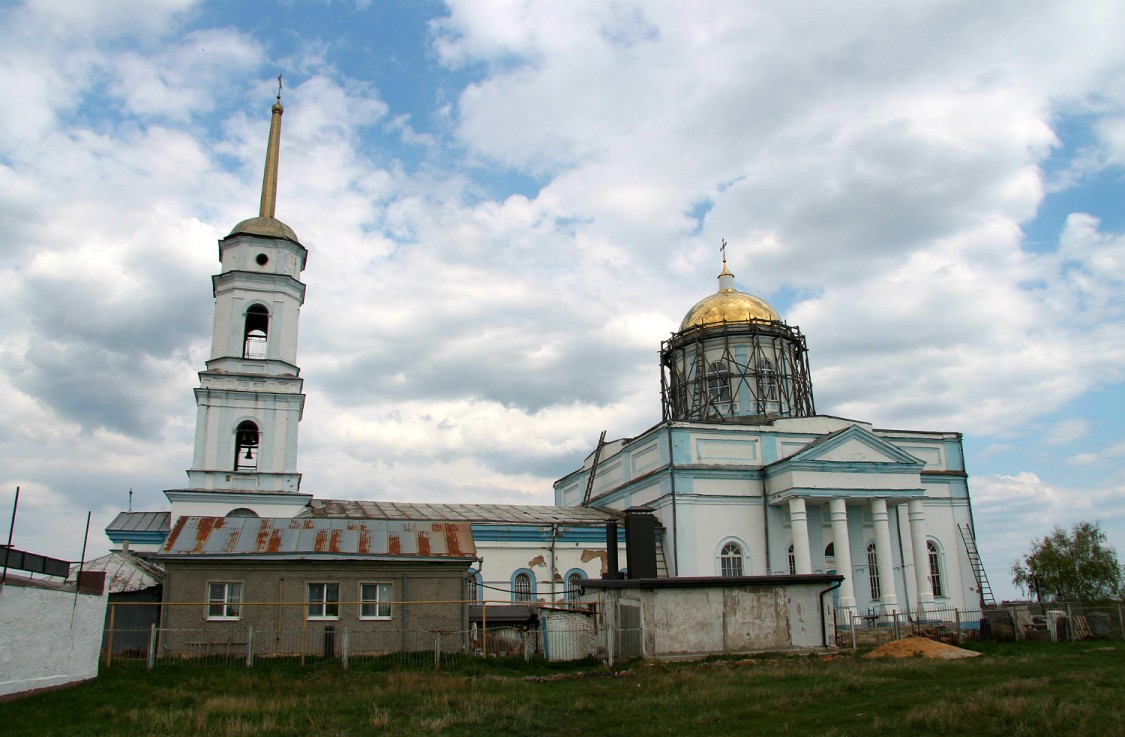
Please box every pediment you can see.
[773,425,925,470]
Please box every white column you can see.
[870,499,899,612]
[829,498,856,611]
[908,499,935,612]
[788,498,812,574]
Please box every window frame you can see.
[306,582,341,620]
[511,569,536,603]
[718,540,745,577]
[359,582,393,620]
[564,569,587,603]
[787,543,797,576]
[206,581,242,621]
[927,539,945,598]
[866,542,881,601]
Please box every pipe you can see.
[1,486,20,597]
[819,578,844,648]
[605,520,621,579]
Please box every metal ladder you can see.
[958,523,996,607]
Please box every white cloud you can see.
[2,1,1125,566]
[1044,418,1090,447]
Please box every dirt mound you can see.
[865,636,982,660]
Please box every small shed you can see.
[70,550,164,655]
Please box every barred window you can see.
[788,544,796,576]
[565,571,586,603]
[513,572,534,603]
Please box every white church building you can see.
[107,98,991,622]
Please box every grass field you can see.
[4,640,1123,737]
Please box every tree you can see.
[1012,521,1122,602]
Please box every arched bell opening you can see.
[243,304,269,359]
[234,420,260,472]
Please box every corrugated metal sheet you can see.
[106,511,171,534]
[159,517,476,559]
[69,551,164,594]
[308,499,623,526]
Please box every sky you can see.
[1,0,1123,601]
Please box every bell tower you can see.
[184,87,308,494]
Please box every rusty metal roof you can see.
[70,551,164,594]
[158,516,476,561]
[308,499,623,526]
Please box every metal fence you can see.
[101,600,604,670]
[835,603,1125,650]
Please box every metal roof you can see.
[106,511,171,533]
[308,499,623,526]
[159,516,476,560]
[70,551,164,594]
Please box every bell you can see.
[244,446,254,460]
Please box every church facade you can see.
[109,98,989,624]
[555,260,986,616]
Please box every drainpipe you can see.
[894,506,912,619]
[549,524,559,603]
[819,579,843,648]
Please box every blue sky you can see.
[1,0,1124,601]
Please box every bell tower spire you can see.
[173,85,310,506]
[259,75,283,220]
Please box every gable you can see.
[775,424,925,470]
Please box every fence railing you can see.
[101,599,606,670]
[835,603,1125,649]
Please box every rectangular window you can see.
[207,582,242,620]
[359,582,393,619]
[307,582,340,619]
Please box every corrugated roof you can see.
[309,499,623,526]
[70,551,164,594]
[106,511,171,533]
[159,517,476,560]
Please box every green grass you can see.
[5,641,1124,736]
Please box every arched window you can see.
[824,542,835,562]
[787,544,796,576]
[234,421,259,472]
[243,304,269,359]
[226,508,258,518]
[867,543,881,600]
[719,541,744,577]
[927,540,944,598]
[512,571,535,603]
[757,359,777,400]
[707,361,732,413]
[565,570,587,604]
[467,572,482,602]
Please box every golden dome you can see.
[228,216,300,243]
[679,261,779,330]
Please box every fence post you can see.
[147,624,157,670]
[892,612,900,640]
[954,609,960,640]
[1066,604,1073,641]
[246,626,254,668]
[434,632,441,671]
[850,613,857,651]
[342,627,349,671]
[1119,605,1124,641]
[1008,607,1018,641]
[105,604,116,668]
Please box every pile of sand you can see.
[865,636,982,660]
